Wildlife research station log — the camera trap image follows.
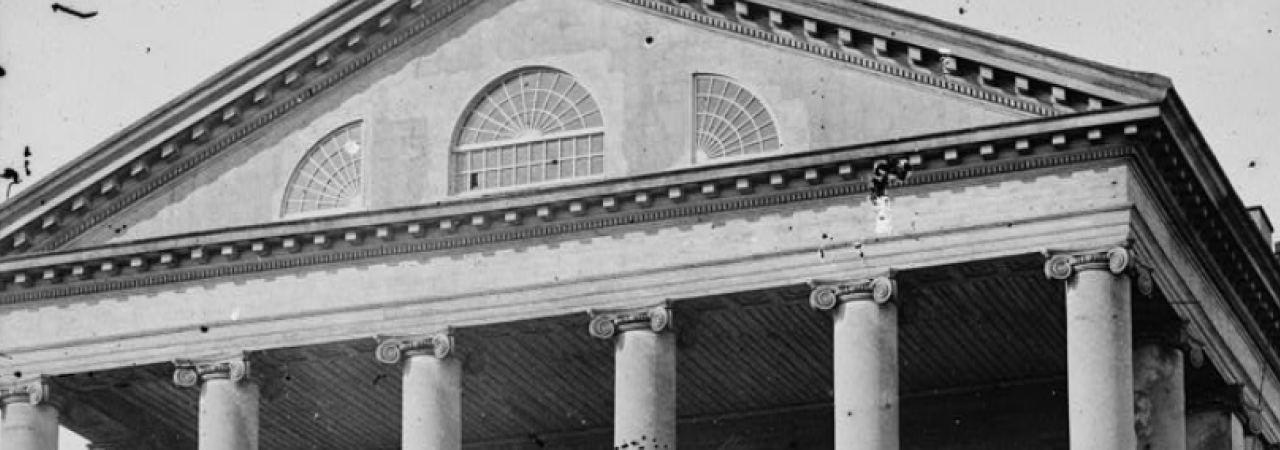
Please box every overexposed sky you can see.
[0,0,1277,448]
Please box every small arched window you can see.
[281,121,364,217]
[693,74,780,161]
[452,68,604,193]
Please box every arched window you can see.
[452,68,604,193]
[281,121,364,217]
[693,74,780,160]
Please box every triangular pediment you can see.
[0,0,1171,255]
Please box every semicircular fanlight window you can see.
[452,68,605,193]
[282,121,364,217]
[694,75,780,160]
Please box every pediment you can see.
[0,0,1171,255]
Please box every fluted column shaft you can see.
[377,332,461,450]
[591,305,676,450]
[0,380,60,450]
[1047,248,1144,450]
[811,277,898,450]
[173,357,260,450]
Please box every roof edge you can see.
[0,0,381,232]
[773,0,1172,101]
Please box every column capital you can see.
[1044,246,1154,295]
[0,377,60,408]
[588,304,671,339]
[172,354,253,388]
[376,331,454,364]
[807,276,895,310]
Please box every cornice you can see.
[621,0,1140,116]
[1132,109,1280,371]
[0,0,474,256]
[0,110,1156,307]
[0,0,1161,259]
[767,0,1170,102]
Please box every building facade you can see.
[1,0,1278,449]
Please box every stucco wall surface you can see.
[68,0,1030,247]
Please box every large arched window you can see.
[693,74,780,161]
[452,68,604,193]
[281,121,364,217]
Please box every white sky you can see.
[0,0,1277,448]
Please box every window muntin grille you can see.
[453,69,604,193]
[281,121,363,217]
[693,75,780,160]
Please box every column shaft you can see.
[1134,342,1186,450]
[1187,409,1245,450]
[614,328,677,450]
[402,354,462,450]
[0,402,59,450]
[833,299,898,450]
[1066,269,1135,450]
[198,378,260,450]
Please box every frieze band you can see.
[375,331,454,364]
[808,276,896,310]
[1043,246,1155,296]
[588,305,672,339]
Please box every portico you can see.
[2,0,1280,448]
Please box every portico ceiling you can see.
[52,253,1127,450]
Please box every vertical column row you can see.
[810,276,898,450]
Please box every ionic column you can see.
[590,305,676,450]
[376,331,460,450]
[1134,325,1190,450]
[0,378,61,450]
[1187,408,1246,450]
[173,356,260,450]
[1046,247,1146,450]
[1187,385,1259,450]
[809,276,898,450]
